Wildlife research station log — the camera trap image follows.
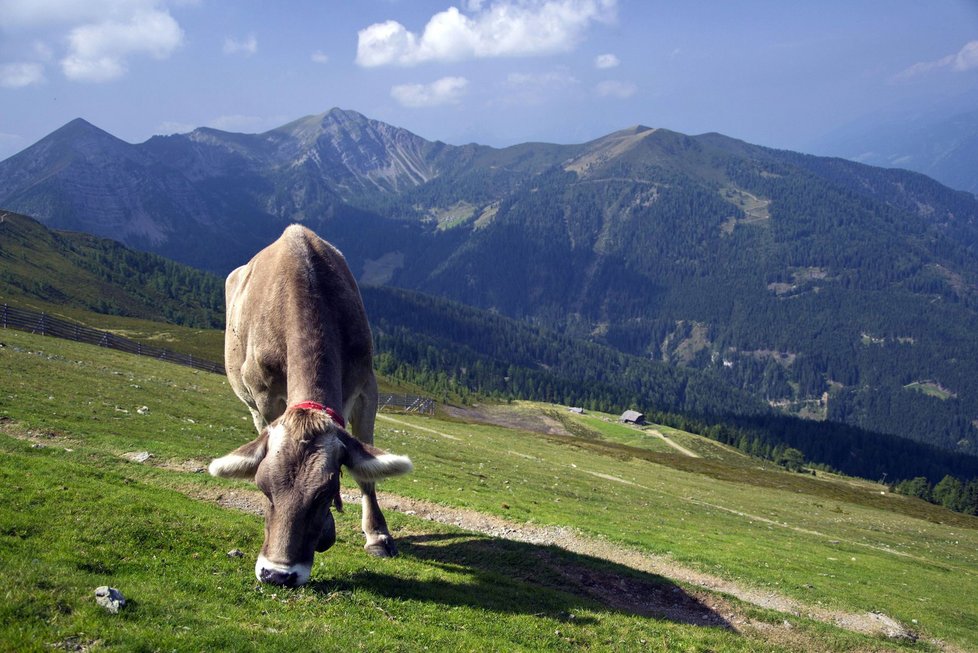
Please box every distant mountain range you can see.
[813,106,978,196]
[2,108,978,455]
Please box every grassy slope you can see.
[0,210,226,361]
[0,297,227,362]
[0,211,223,328]
[2,329,977,651]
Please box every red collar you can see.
[290,401,345,428]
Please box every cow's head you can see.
[208,407,412,586]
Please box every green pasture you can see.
[2,328,976,651]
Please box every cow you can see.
[208,224,412,587]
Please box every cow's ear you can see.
[209,429,269,479]
[337,431,413,483]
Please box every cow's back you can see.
[224,225,374,428]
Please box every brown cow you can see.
[209,224,412,586]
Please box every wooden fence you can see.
[1,302,436,414]
[1,303,225,374]
[378,393,436,415]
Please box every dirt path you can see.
[377,414,461,440]
[174,468,922,647]
[645,428,701,458]
[375,493,919,643]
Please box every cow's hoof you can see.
[365,536,398,558]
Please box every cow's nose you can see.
[259,568,298,586]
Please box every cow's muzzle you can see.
[259,568,299,586]
[255,555,312,586]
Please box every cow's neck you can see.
[282,298,343,411]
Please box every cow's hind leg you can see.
[348,375,397,557]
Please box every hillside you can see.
[2,327,978,651]
[10,213,978,487]
[3,111,978,456]
[363,286,978,487]
[0,210,223,328]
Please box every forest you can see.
[360,286,978,504]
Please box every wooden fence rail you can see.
[0,303,436,414]
[378,393,436,415]
[1,303,225,375]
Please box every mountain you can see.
[812,106,978,195]
[0,119,287,272]
[3,110,978,455]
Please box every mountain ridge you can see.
[3,109,978,455]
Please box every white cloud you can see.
[391,76,469,108]
[0,1,184,83]
[595,79,635,98]
[950,40,978,72]
[895,40,978,81]
[223,34,257,56]
[0,0,161,27]
[357,0,616,67]
[0,62,46,88]
[594,52,618,69]
[61,8,183,82]
[311,50,329,64]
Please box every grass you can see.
[2,328,977,650]
[542,404,745,461]
[1,294,226,363]
[904,382,956,401]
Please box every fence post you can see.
[2,304,6,329]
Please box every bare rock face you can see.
[94,586,126,614]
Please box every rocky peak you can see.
[269,108,447,195]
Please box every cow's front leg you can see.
[358,480,397,557]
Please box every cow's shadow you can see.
[309,532,734,630]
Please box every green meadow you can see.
[2,328,977,651]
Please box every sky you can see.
[1,0,977,161]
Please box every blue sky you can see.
[0,0,976,160]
